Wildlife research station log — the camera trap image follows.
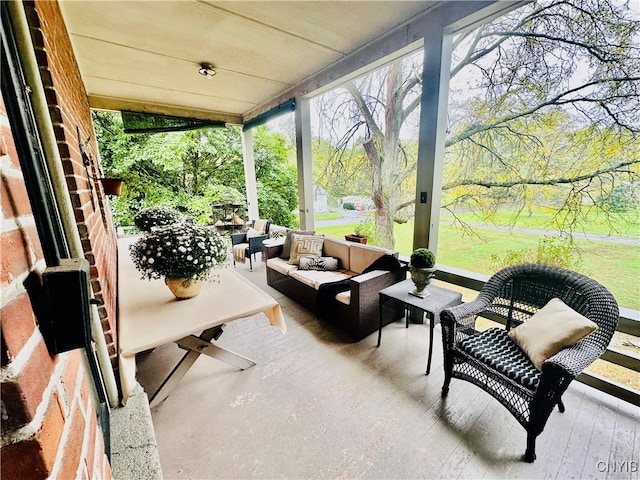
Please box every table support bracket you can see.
[149,325,256,407]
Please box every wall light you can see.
[198,63,217,79]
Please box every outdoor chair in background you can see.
[440,263,619,462]
[231,219,270,271]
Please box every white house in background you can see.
[314,186,328,213]
[339,196,374,211]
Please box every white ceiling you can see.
[58,1,500,125]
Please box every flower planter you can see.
[165,277,203,299]
[100,177,123,196]
[344,234,367,244]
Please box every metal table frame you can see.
[377,280,462,374]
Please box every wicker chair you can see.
[230,220,270,271]
[440,264,619,462]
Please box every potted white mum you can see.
[129,220,229,299]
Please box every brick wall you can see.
[26,0,119,367]
[1,92,111,478]
[1,0,120,477]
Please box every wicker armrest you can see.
[349,269,405,307]
[441,298,490,330]
[545,338,607,378]
[264,244,283,259]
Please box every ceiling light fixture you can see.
[198,63,217,79]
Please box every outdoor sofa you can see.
[264,232,405,341]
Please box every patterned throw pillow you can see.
[280,230,315,260]
[288,234,325,265]
[298,256,339,271]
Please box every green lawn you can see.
[316,221,640,310]
[440,206,640,237]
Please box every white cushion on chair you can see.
[246,228,261,238]
[253,219,268,233]
[508,298,598,370]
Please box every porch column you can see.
[413,28,453,256]
[294,96,314,230]
[241,128,259,221]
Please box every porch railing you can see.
[435,265,640,407]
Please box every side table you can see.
[378,280,462,374]
[262,238,285,262]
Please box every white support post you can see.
[413,28,453,256]
[241,128,259,221]
[294,96,314,230]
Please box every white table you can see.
[118,239,286,406]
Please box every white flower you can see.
[147,257,154,264]
[178,246,187,253]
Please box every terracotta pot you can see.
[164,277,203,300]
[409,266,436,298]
[100,177,123,196]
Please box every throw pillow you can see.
[298,256,339,271]
[508,298,598,370]
[288,234,325,265]
[280,229,315,260]
[245,228,261,239]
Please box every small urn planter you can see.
[409,266,436,298]
[408,248,436,298]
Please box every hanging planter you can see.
[100,177,123,196]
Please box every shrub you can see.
[410,248,436,268]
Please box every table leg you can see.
[149,325,255,407]
[377,294,383,346]
[426,312,434,375]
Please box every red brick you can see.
[13,338,56,419]
[62,349,82,401]
[0,380,31,429]
[0,292,38,358]
[0,227,43,288]
[1,123,18,159]
[85,403,97,472]
[56,400,86,480]
[1,173,33,219]
[37,391,66,473]
[0,438,49,480]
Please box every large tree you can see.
[317,0,640,248]
[93,112,298,227]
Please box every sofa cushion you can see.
[349,243,396,274]
[280,229,315,259]
[289,269,354,290]
[335,290,351,305]
[298,256,339,271]
[323,238,351,270]
[266,257,298,276]
[288,234,325,265]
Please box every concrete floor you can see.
[133,259,639,480]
